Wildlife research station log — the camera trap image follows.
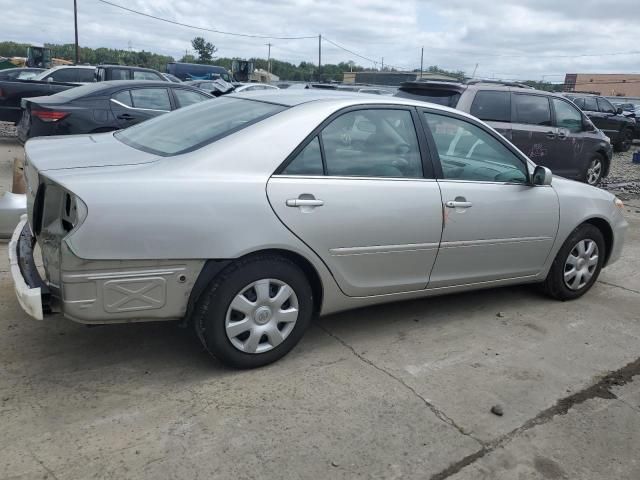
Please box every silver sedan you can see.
[10,91,628,368]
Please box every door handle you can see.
[117,113,134,120]
[545,131,556,139]
[286,198,324,207]
[445,200,473,209]
[557,131,567,139]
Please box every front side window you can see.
[76,69,97,83]
[597,97,616,114]
[110,69,129,80]
[130,88,171,111]
[320,109,423,178]
[513,94,552,126]
[282,137,324,175]
[112,90,132,107]
[552,98,583,133]
[470,91,511,122]
[116,97,286,156]
[173,88,210,108]
[424,112,527,183]
[582,97,598,111]
[47,68,80,83]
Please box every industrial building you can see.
[564,73,640,97]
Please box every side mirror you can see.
[533,166,552,186]
[616,107,623,115]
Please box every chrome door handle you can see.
[445,200,473,208]
[286,198,324,207]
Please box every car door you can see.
[110,88,171,128]
[549,97,589,179]
[509,93,560,171]
[267,107,443,297]
[575,96,606,132]
[420,110,559,288]
[596,97,621,140]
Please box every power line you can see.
[96,0,317,40]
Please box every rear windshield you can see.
[395,88,461,108]
[115,97,287,156]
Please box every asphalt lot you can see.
[0,138,639,479]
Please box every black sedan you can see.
[17,80,214,142]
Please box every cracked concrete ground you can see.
[0,141,639,479]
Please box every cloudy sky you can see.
[2,0,639,81]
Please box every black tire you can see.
[192,254,313,369]
[542,224,605,301]
[614,128,633,152]
[583,153,605,186]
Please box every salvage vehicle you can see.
[1,65,169,124]
[396,80,613,185]
[10,92,628,368]
[0,66,96,123]
[564,93,635,153]
[166,62,233,82]
[18,81,213,142]
[184,78,236,96]
[0,68,45,81]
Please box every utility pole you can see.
[318,34,322,82]
[266,43,272,76]
[420,46,424,80]
[472,63,479,78]
[74,0,79,64]
[381,57,384,71]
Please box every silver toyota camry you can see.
[10,91,628,368]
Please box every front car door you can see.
[268,107,443,296]
[596,97,621,142]
[509,93,560,171]
[420,109,559,288]
[109,87,171,128]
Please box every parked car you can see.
[0,65,169,124]
[396,80,613,185]
[0,66,96,123]
[612,101,640,138]
[10,92,628,368]
[0,68,45,81]
[357,87,394,95]
[233,83,279,93]
[17,80,213,142]
[564,93,635,152]
[166,62,233,82]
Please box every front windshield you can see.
[115,97,286,156]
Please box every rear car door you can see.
[469,90,512,141]
[110,87,171,128]
[268,106,443,296]
[421,110,559,287]
[510,93,563,172]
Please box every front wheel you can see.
[542,224,605,301]
[193,255,313,369]
[584,154,605,186]
[615,129,633,152]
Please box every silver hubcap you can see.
[586,159,602,185]
[225,279,299,354]
[564,239,599,291]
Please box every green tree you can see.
[191,37,217,63]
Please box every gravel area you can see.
[0,121,17,138]
[601,143,640,196]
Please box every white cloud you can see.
[1,0,639,80]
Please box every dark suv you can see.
[396,81,613,185]
[564,93,636,151]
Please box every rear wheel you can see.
[193,255,313,368]
[542,224,605,300]
[584,154,604,186]
[615,128,633,152]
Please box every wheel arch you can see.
[583,217,613,265]
[185,248,324,325]
[594,149,610,177]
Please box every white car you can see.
[234,83,279,93]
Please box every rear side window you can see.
[110,68,129,80]
[581,97,598,111]
[173,89,210,108]
[112,90,132,107]
[130,88,171,111]
[115,97,286,156]
[513,94,551,126]
[396,88,461,108]
[282,137,324,175]
[133,70,163,81]
[470,91,511,122]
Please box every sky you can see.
[2,0,639,82]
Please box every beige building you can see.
[565,73,640,97]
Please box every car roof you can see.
[48,64,95,70]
